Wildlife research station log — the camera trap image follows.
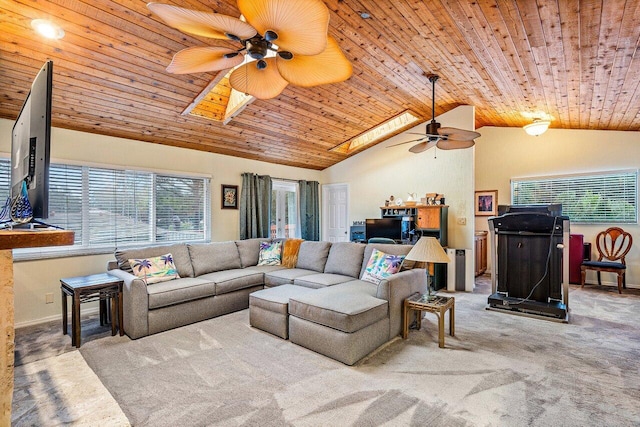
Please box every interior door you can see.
[322,183,349,242]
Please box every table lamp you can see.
[403,236,450,301]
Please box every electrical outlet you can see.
[457,217,467,225]
[45,293,54,304]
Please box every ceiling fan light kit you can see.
[148,0,352,99]
[524,119,551,136]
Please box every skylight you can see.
[330,111,421,154]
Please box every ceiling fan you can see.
[147,0,352,100]
[389,74,481,153]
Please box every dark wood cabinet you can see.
[380,205,448,289]
[475,231,488,276]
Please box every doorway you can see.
[322,183,349,242]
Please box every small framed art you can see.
[221,184,238,209]
[475,190,498,216]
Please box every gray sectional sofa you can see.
[107,238,427,365]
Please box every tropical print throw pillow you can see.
[361,248,405,285]
[128,253,180,285]
[257,241,283,265]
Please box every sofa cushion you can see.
[147,277,215,309]
[258,241,283,265]
[293,273,355,289]
[235,238,264,268]
[249,284,315,315]
[296,241,331,272]
[265,268,318,287]
[361,249,406,285]
[360,243,412,279]
[324,242,366,278]
[243,265,288,274]
[198,269,264,295]
[115,243,194,278]
[188,242,242,276]
[289,282,387,334]
[128,253,180,285]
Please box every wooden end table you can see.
[60,273,124,348]
[402,293,455,348]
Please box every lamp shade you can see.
[404,237,450,264]
[523,119,550,136]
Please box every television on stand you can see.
[2,60,53,228]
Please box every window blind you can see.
[512,170,638,224]
[0,158,210,258]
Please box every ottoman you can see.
[249,284,314,339]
[288,281,390,365]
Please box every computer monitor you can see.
[365,218,403,242]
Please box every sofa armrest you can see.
[376,269,427,339]
[107,268,150,339]
[106,260,119,271]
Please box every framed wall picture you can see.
[221,184,238,209]
[475,190,498,216]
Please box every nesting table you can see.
[402,293,455,348]
[60,273,124,347]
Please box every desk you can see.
[402,293,455,348]
[60,273,124,348]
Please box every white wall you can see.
[0,118,320,325]
[475,126,640,288]
[322,106,477,290]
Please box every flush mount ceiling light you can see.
[523,119,551,136]
[31,19,65,40]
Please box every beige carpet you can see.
[12,350,129,426]
[72,284,640,426]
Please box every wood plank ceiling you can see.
[1,0,639,170]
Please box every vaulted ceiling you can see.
[1,1,639,170]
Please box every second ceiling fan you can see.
[390,74,481,153]
[147,0,352,100]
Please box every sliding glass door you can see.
[271,180,300,238]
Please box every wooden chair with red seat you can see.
[580,227,632,294]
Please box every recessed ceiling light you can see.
[360,12,371,19]
[31,19,65,40]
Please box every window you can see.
[0,158,210,258]
[512,170,637,224]
[271,180,299,238]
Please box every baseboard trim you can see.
[15,306,100,330]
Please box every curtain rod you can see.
[243,173,317,184]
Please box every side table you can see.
[402,293,455,348]
[60,273,124,348]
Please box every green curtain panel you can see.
[298,180,320,241]
[240,173,272,239]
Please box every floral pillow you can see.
[361,248,405,285]
[258,241,283,266]
[128,253,180,285]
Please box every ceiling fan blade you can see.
[147,3,257,40]
[229,57,288,99]
[166,47,244,74]
[436,139,475,150]
[276,37,352,87]
[387,137,427,148]
[238,0,329,55]
[407,132,441,138]
[438,127,481,141]
[409,140,438,153]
